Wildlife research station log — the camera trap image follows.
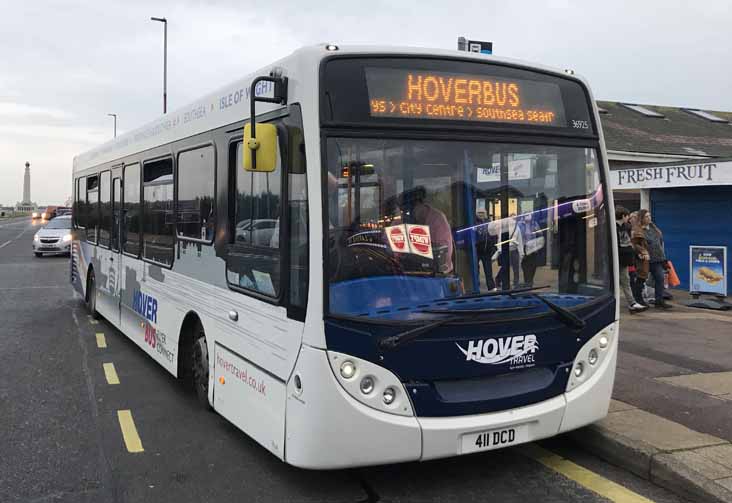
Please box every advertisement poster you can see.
[689,246,727,296]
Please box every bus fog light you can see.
[574,362,584,377]
[340,360,356,379]
[360,376,374,395]
[383,387,396,405]
[588,349,599,366]
[599,335,609,349]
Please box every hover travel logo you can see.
[456,335,539,365]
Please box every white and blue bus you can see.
[71,45,619,469]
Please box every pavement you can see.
[572,290,732,503]
[0,216,724,503]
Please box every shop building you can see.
[599,102,732,291]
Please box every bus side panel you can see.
[213,344,286,460]
[118,256,180,374]
[116,255,305,382]
[94,246,120,326]
[70,239,86,297]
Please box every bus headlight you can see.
[328,351,414,417]
[566,322,617,392]
[340,360,356,379]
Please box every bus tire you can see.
[191,323,211,409]
[86,268,99,319]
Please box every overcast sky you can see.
[1,0,731,206]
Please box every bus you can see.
[71,45,618,469]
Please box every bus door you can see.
[109,170,123,324]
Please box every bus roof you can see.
[73,44,590,173]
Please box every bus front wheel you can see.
[191,325,210,409]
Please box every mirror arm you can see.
[249,75,289,171]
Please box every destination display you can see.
[365,67,567,126]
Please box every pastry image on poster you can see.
[696,266,724,285]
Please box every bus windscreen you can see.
[365,67,566,127]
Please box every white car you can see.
[33,215,72,257]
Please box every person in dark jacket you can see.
[639,209,672,309]
[616,206,648,313]
[475,210,496,290]
[629,211,650,306]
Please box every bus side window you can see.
[75,177,86,231]
[287,122,308,314]
[227,140,282,298]
[123,163,141,256]
[142,158,175,266]
[86,174,99,244]
[177,146,215,241]
[99,170,112,248]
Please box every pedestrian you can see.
[629,212,650,306]
[489,214,522,289]
[638,209,672,309]
[520,212,544,287]
[616,206,648,313]
[475,210,496,290]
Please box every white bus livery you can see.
[71,45,619,469]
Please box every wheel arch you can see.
[177,310,203,378]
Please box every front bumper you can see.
[33,241,71,254]
[285,324,618,469]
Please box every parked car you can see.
[55,207,72,217]
[33,215,72,257]
[235,219,278,246]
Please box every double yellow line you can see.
[520,444,655,502]
[95,329,145,454]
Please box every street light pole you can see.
[107,113,117,138]
[150,16,167,114]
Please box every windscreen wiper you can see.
[376,306,529,351]
[513,292,586,330]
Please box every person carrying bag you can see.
[617,207,648,313]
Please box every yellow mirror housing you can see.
[243,123,277,172]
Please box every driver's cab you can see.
[333,161,456,278]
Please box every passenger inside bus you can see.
[397,186,454,274]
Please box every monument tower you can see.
[15,161,36,212]
[23,161,31,204]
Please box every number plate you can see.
[461,424,528,454]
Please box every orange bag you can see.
[667,260,681,287]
